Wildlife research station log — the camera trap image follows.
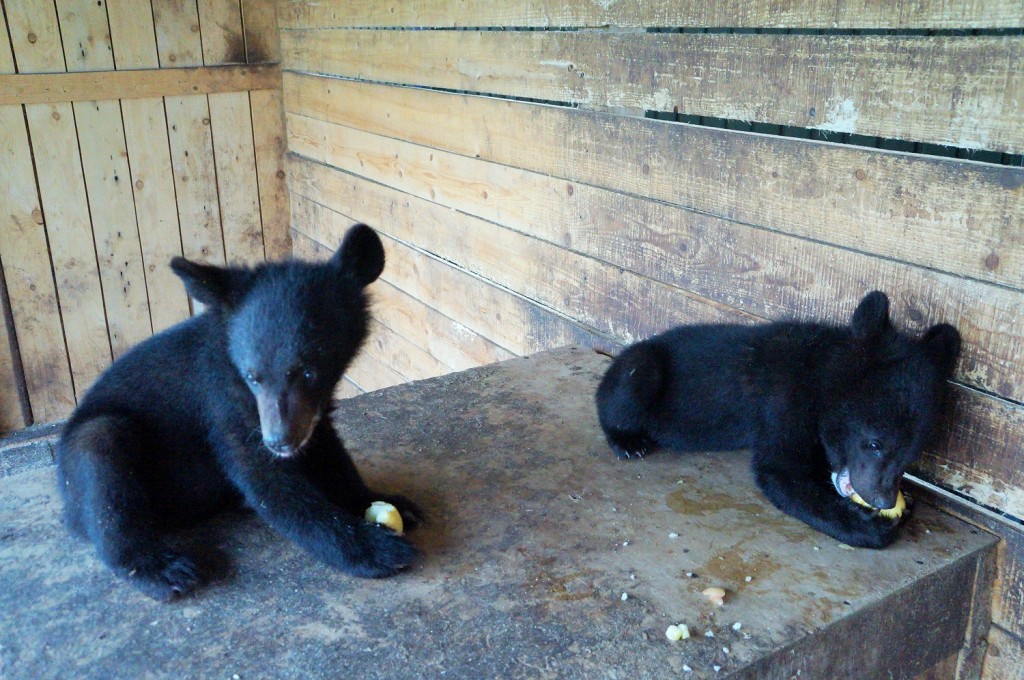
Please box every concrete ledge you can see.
[0,347,996,678]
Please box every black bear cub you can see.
[57,224,419,600]
[596,292,961,548]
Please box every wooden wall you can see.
[0,0,290,431]
[277,2,1023,676]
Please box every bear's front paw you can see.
[127,550,201,601]
[606,430,655,459]
[838,506,905,549]
[346,523,419,579]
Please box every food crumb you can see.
[744,576,752,582]
[813,546,820,551]
[682,664,692,672]
[665,624,690,641]
[669,532,679,538]
[621,592,629,601]
[732,622,742,631]
[723,646,730,654]
[714,665,722,672]
[702,586,726,606]
[705,629,715,638]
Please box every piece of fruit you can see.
[365,501,404,534]
[665,624,690,641]
[849,489,906,519]
[702,586,726,606]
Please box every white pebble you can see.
[621,592,629,601]
[723,646,730,654]
[623,541,629,547]
[682,664,692,672]
[714,665,722,672]
[813,546,820,551]
[744,576,752,582]
[686,572,694,578]
[669,532,679,538]
[705,629,715,638]
[732,622,742,631]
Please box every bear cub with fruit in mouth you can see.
[596,291,960,548]
[56,224,419,600]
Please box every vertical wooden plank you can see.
[197,0,245,64]
[7,0,112,402]
[250,88,291,260]
[240,0,280,63]
[107,0,192,331]
[0,10,67,427]
[152,0,204,68]
[0,107,75,424]
[56,0,153,358]
[154,0,225,269]
[209,91,265,265]
[165,95,226,265]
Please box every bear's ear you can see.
[170,257,251,308]
[921,323,961,377]
[331,223,385,288]
[851,290,890,339]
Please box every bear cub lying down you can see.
[56,224,419,600]
[596,292,961,548]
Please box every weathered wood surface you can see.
[0,347,998,678]
[251,89,292,260]
[283,29,1024,153]
[283,74,1024,292]
[286,114,1024,404]
[278,0,1024,30]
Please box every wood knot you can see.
[985,252,1000,271]
[854,169,867,181]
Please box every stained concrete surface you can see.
[0,347,996,679]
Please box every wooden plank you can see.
[107,0,191,333]
[983,628,1024,680]
[8,0,112,402]
[106,0,160,69]
[282,74,1024,292]
[282,30,1024,154]
[285,113,1024,405]
[240,0,280,63]
[56,5,154,359]
[153,0,204,68]
[208,92,265,265]
[277,0,1024,30]
[0,106,75,424]
[288,158,1024,520]
[364,319,452,383]
[288,190,603,357]
[121,98,192,332]
[0,64,282,105]
[72,100,154,357]
[197,0,246,64]
[165,95,226,265]
[286,158,750,345]
[24,102,112,397]
[4,0,66,73]
[0,263,28,431]
[250,89,291,260]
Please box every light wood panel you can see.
[288,188,604,357]
[153,0,205,68]
[209,92,265,265]
[0,64,282,105]
[278,0,1024,30]
[241,0,281,63]
[282,30,1024,154]
[283,74,1024,291]
[251,89,292,259]
[198,0,246,64]
[286,117,1024,404]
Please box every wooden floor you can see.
[0,347,996,679]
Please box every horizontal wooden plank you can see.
[0,64,281,105]
[287,156,1024,519]
[287,156,752,344]
[282,74,1024,291]
[287,189,604,357]
[282,30,1024,154]
[286,113,1024,405]
[278,0,1024,30]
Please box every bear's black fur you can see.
[56,224,419,600]
[595,292,961,548]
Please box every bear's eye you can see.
[245,372,261,386]
[302,369,317,383]
[863,438,883,452]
